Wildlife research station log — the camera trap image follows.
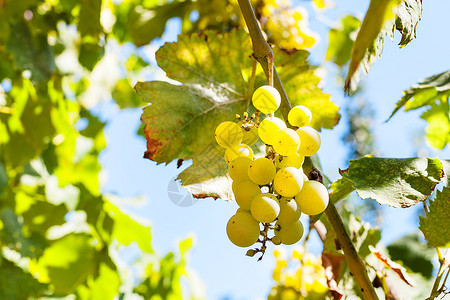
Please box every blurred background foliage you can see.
[0,0,444,299]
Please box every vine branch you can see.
[237,1,378,299]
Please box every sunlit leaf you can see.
[104,201,153,253]
[341,157,443,207]
[388,70,450,119]
[326,15,361,67]
[371,246,415,286]
[345,0,422,93]
[420,102,450,150]
[419,187,450,248]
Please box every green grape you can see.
[275,153,304,169]
[250,193,280,223]
[271,236,281,245]
[227,212,260,247]
[224,144,253,164]
[273,128,301,156]
[252,85,281,114]
[296,126,321,156]
[229,157,252,182]
[215,121,243,148]
[274,220,304,245]
[258,117,286,145]
[295,181,329,215]
[288,105,312,127]
[273,167,304,197]
[247,157,276,185]
[233,180,262,210]
[277,197,301,224]
[239,122,259,146]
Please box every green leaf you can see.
[420,101,450,150]
[7,21,55,83]
[104,201,153,253]
[33,233,98,295]
[78,41,104,71]
[113,0,190,46]
[0,208,48,258]
[329,176,355,204]
[395,0,422,47]
[387,232,435,279]
[0,162,7,192]
[348,214,381,258]
[78,0,103,38]
[345,0,422,93]
[22,201,68,235]
[388,70,450,120]
[137,29,338,200]
[0,258,48,299]
[326,15,361,67]
[2,81,55,167]
[419,187,450,248]
[76,263,120,299]
[341,157,443,207]
[112,79,143,109]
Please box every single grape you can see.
[258,117,286,145]
[239,122,259,146]
[233,180,262,210]
[248,157,276,185]
[246,249,256,257]
[273,128,301,156]
[274,220,304,245]
[250,193,280,223]
[275,153,304,169]
[288,105,312,127]
[229,157,252,182]
[271,236,282,245]
[294,181,329,215]
[215,121,243,148]
[252,85,281,114]
[296,126,321,156]
[277,197,302,224]
[273,167,304,197]
[224,144,253,164]
[227,212,260,247]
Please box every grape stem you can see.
[236,1,378,299]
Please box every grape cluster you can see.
[215,85,329,257]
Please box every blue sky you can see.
[98,1,450,298]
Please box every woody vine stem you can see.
[236,0,379,299]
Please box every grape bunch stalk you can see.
[215,84,329,259]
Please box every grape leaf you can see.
[326,15,361,67]
[341,157,443,207]
[419,187,450,248]
[33,233,98,295]
[371,246,415,286]
[345,0,422,93]
[137,29,338,200]
[104,201,153,253]
[388,70,450,120]
[387,232,435,279]
[0,259,48,299]
[420,101,450,150]
[78,0,103,37]
[329,176,355,204]
[7,21,55,84]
